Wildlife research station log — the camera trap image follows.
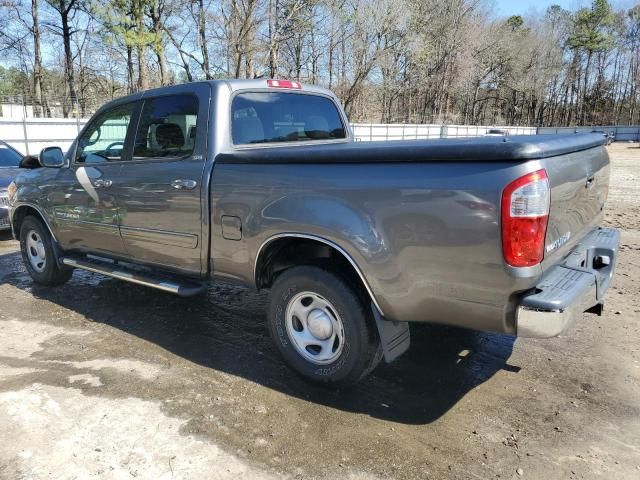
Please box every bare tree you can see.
[31,0,49,115]
[46,0,80,116]
[0,0,638,125]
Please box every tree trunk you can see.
[268,0,279,77]
[150,1,170,86]
[580,50,593,125]
[197,0,211,79]
[32,0,48,117]
[328,29,334,89]
[60,1,77,118]
[156,48,169,86]
[137,44,148,91]
[127,46,135,94]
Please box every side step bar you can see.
[61,256,206,297]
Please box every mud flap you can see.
[372,304,410,363]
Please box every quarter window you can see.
[231,92,346,145]
[75,103,134,163]
[133,95,199,159]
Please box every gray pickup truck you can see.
[7,79,620,387]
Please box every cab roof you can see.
[99,79,337,113]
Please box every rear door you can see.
[114,85,210,275]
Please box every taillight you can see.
[501,169,550,267]
[267,79,302,89]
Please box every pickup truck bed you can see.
[212,134,611,337]
[216,134,606,163]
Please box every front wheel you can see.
[19,216,72,286]
[267,266,382,388]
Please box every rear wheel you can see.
[267,266,382,388]
[19,216,72,286]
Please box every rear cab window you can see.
[231,92,346,145]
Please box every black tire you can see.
[19,216,72,286]
[267,266,382,388]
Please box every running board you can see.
[61,256,206,297]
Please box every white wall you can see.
[3,118,637,156]
[0,104,34,119]
[537,125,640,142]
[351,123,443,141]
[1,117,88,155]
[351,123,536,141]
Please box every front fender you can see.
[9,168,61,241]
[10,202,58,242]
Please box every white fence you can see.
[2,117,638,156]
[351,123,536,141]
[1,117,88,155]
[537,125,640,142]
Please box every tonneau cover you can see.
[216,133,605,164]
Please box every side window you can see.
[75,103,134,163]
[133,95,198,159]
[231,92,346,145]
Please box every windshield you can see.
[0,144,22,167]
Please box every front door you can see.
[51,102,135,255]
[115,88,209,275]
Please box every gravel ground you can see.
[1,143,639,480]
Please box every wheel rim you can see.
[25,230,46,273]
[285,291,345,365]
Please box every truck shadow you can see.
[0,250,518,425]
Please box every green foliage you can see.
[90,0,158,49]
[0,66,29,97]
[568,0,614,53]
[505,15,524,32]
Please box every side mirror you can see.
[39,146,65,168]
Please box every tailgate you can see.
[541,142,610,269]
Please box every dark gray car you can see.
[7,80,620,387]
[0,141,23,231]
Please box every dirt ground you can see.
[1,143,639,480]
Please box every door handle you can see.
[171,179,197,190]
[93,178,112,188]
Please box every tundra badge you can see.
[546,231,571,253]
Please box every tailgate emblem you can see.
[546,231,571,253]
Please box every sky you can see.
[494,0,581,17]
[494,0,635,17]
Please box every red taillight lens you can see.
[267,79,302,89]
[501,169,550,267]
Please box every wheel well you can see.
[255,237,371,302]
[12,206,48,238]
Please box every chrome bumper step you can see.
[61,255,206,297]
[516,227,620,338]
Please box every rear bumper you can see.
[516,227,620,338]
